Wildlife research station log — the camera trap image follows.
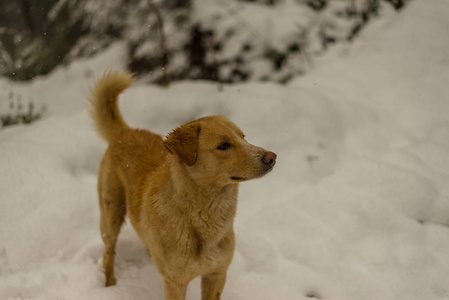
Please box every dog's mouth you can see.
[230,165,275,182]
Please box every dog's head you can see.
[164,115,276,185]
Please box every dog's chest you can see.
[182,224,235,274]
[148,184,238,278]
[189,214,231,256]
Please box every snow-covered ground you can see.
[1,0,449,299]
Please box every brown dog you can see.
[89,72,276,300]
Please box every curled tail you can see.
[89,71,134,143]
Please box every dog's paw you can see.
[105,275,116,287]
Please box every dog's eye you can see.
[217,142,231,150]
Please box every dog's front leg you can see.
[201,272,227,300]
[164,279,188,300]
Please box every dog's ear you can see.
[164,123,200,166]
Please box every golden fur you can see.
[89,71,277,300]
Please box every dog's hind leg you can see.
[98,158,126,287]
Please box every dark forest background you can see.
[0,0,407,84]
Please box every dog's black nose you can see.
[262,151,277,167]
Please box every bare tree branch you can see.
[148,0,170,86]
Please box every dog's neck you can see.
[162,157,239,222]
[168,157,238,199]
[162,157,238,247]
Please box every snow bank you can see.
[1,0,449,299]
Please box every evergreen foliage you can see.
[0,0,409,84]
